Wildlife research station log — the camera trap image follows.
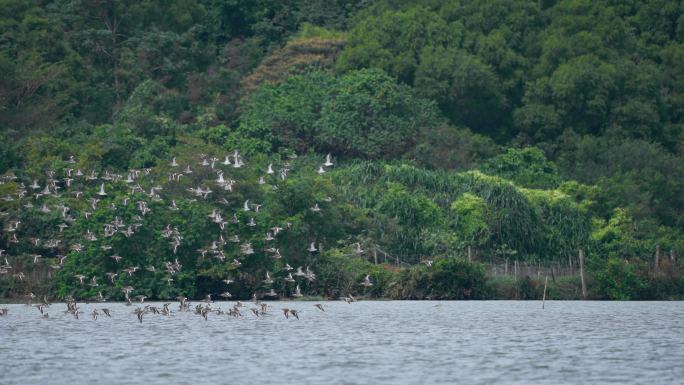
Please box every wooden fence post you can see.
[542,276,548,309]
[655,244,660,276]
[514,260,518,280]
[579,249,587,299]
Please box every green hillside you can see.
[1,0,684,301]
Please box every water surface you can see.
[1,301,682,384]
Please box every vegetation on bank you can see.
[2,0,684,301]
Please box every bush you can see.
[592,257,647,300]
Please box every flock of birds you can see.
[0,151,375,318]
[0,292,363,322]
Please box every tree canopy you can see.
[1,0,684,301]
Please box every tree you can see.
[314,69,439,158]
[451,192,490,247]
[481,147,560,189]
[415,47,507,136]
[235,68,440,158]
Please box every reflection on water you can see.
[1,301,683,385]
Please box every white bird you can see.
[324,153,333,167]
[308,242,318,252]
[171,157,179,167]
[263,271,273,284]
[241,243,254,255]
[292,285,303,298]
[266,163,274,174]
[97,183,107,196]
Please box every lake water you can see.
[1,301,682,384]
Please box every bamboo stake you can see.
[579,249,587,299]
[542,275,548,309]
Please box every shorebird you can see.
[361,274,373,287]
[34,303,46,314]
[314,304,325,312]
[177,296,188,310]
[293,285,303,298]
[289,309,300,320]
[263,271,273,284]
[134,308,145,323]
[324,153,333,167]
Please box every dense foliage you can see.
[1,0,684,301]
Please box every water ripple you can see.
[0,301,683,384]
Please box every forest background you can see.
[2,0,684,301]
